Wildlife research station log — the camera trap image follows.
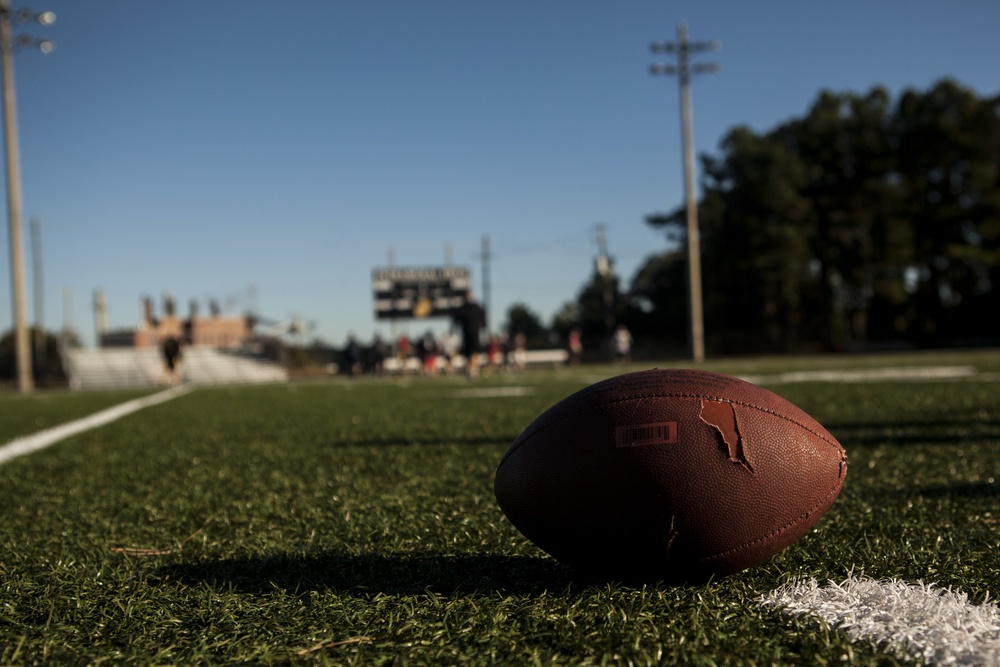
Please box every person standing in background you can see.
[453,290,486,378]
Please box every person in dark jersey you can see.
[161,336,182,385]
[453,290,486,378]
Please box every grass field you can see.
[1,350,999,665]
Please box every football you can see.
[494,368,847,583]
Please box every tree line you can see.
[507,79,999,356]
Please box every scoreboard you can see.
[372,266,471,320]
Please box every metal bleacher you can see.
[62,346,287,391]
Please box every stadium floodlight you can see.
[649,20,720,365]
[1,0,57,394]
[14,8,54,23]
[16,33,55,52]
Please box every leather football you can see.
[494,369,847,582]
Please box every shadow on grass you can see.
[824,419,999,447]
[899,481,1000,499]
[153,553,577,596]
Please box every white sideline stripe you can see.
[740,365,978,385]
[0,385,191,466]
[760,574,1000,665]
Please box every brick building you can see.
[98,294,253,350]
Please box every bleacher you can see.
[62,346,287,390]
[182,347,287,385]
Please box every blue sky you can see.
[2,0,999,348]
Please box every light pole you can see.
[0,0,54,393]
[650,21,719,364]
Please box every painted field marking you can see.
[0,385,191,466]
[740,365,979,385]
[760,574,1000,665]
[454,386,535,398]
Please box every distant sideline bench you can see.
[382,348,568,374]
[520,349,570,366]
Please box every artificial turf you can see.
[1,351,998,665]
[0,388,157,443]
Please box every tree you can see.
[573,269,628,351]
[649,125,817,352]
[785,87,909,349]
[550,301,580,344]
[626,249,687,352]
[642,79,1000,352]
[504,302,547,346]
[894,80,1000,344]
[0,328,71,386]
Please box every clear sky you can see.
[2,0,999,348]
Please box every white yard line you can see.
[740,365,979,385]
[760,574,1000,666]
[0,385,191,466]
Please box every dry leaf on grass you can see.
[111,528,203,557]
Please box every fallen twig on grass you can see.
[296,637,374,655]
[111,528,203,557]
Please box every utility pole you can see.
[650,21,719,364]
[594,223,615,334]
[387,246,397,342]
[30,216,44,379]
[480,234,491,333]
[1,0,55,392]
[93,288,107,343]
[62,286,72,341]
